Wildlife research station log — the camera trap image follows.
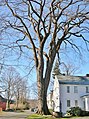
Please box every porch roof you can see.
[81,94,89,98]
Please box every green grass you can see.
[27,114,73,119]
[27,114,55,119]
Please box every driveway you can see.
[0,110,33,119]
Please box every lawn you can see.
[27,114,89,119]
[27,114,72,119]
[27,114,58,119]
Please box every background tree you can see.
[14,77,28,109]
[0,0,89,114]
[60,62,80,76]
[52,59,61,78]
[30,82,38,99]
[0,66,29,109]
[14,76,22,109]
[0,67,20,109]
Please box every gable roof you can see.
[0,95,7,102]
[0,95,15,103]
[55,75,89,85]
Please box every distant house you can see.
[0,95,15,110]
[47,74,89,114]
[0,95,7,110]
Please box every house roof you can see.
[0,95,7,102]
[55,75,89,85]
[0,95,15,103]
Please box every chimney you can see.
[86,74,89,77]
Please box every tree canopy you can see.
[0,0,89,114]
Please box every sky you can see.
[61,44,89,76]
[0,0,89,98]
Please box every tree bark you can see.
[37,77,50,115]
[7,100,10,109]
[36,49,56,115]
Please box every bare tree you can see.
[1,67,20,109]
[14,77,28,109]
[30,82,38,99]
[14,77,22,109]
[60,62,80,75]
[20,79,28,104]
[0,0,89,114]
[0,67,28,109]
[53,60,61,77]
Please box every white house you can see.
[47,74,89,114]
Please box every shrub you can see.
[67,107,89,117]
[67,107,82,116]
[81,110,89,116]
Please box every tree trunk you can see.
[36,64,50,115]
[36,48,56,115]
[7,89,10,109]
[7,100,10,109]
[16,99,19,109]
[37,78,50,115]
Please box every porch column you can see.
[85,97,89,111]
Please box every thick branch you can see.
[5,0,38,67]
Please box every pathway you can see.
[0,110,33,119]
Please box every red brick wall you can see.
[0,102,6,110]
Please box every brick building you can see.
[0,95,7,110]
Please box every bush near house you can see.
[67,107,89,116]
[67,107,82,116]
[81,110,89,116]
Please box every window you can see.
[75,100,78,107]
[67,100,70,107]
[67,86,70,93]
[74,86,78,93]
[86,86,89,93]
